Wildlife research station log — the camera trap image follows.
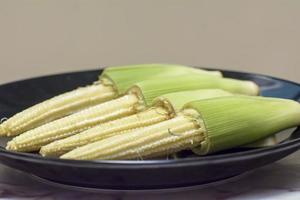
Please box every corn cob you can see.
[6,94,141,152]
[0,64,221,137]
[6,74,258,153]
[0,84,116,137]
[61,96,300,160]
[40,89,232,157]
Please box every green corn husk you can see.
[160,89,276,148]
[129,75,259,106]
[154,89,233,112]
[184,96,300,155]
[160,90,283,150]
[101,64,222,94]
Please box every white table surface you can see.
[0,151,299,200]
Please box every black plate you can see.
[0,69,299,191]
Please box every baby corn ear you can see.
[129,75,259,107]
[0,84,116,137]
[101,64,222,94]
[184,96,300,155]
[6,94,141,152]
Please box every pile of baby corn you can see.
[0,64,299,160]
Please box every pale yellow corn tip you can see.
[0,84,116,137]
[0,125,6,136]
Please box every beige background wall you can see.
[0,0,299,84]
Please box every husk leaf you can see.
[184,96,300,155]
[100,64,222,94]
[129,75,259,106]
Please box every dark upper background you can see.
[0,0,299,84]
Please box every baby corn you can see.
[61,96,300,160]
[0,84,116,136]
[6,95,140,152]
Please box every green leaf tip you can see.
[129,75,259,106]
[184,96,300,155]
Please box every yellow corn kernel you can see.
[6,94,140,152]
[61,110,204,160]
[0,84,116,137]
[40,106,172,157]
